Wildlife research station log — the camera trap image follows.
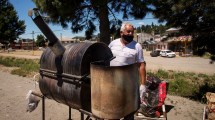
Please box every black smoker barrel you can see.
[39,42,113,112]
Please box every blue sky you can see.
[10,0,163,39]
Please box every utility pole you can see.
[32,31,34,55]
[136,33,139,43]
[60,33,62,41]
[138,22,144,44]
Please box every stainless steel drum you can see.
[39,42,113,112]
[91,62,140,119]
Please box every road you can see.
[0,50,214,75]
[144,52,215,75]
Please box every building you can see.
[165,28,193,56]
[136,32,156,50]
[60,37,80,44]
[8,39,36,50]
[167,36,192,56]
[0,43,4,49]
[136,32,154,45]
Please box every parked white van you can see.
[160,50,176,58]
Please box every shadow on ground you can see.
[165,104,174,113]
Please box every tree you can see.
[151,0,215,60]
[36,34,46,47]
[32,0,151,45]
[136,24,168,35]
[0,0,26,44]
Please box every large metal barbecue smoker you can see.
[29,9,139,120]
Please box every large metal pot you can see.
[91,62,140,119]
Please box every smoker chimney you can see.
[28,8,65,56]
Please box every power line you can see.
[23,31,41,35]
[23,29,64,35]
[122,18,156,21]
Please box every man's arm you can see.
[139,62,146,85]
[139,62,146,101]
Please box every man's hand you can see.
[139,84,146,101]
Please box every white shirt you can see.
[108,38,144,66]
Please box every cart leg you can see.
[68,107,71,120]
[162,104,167,120]
[81,113,84,120]
[202,106,206,120]
[42,96,45,120]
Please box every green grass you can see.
[0,56,39,77]
[147,69,215,102]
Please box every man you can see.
[108,22,146,119]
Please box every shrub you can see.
[147,70,215,102]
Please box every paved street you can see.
[144,51,215,75]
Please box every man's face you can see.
[121,25,134,43]
[121,25,134,36]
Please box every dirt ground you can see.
[0,49,213,120]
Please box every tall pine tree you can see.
[0,0,26,44]
[32,0,151,45]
